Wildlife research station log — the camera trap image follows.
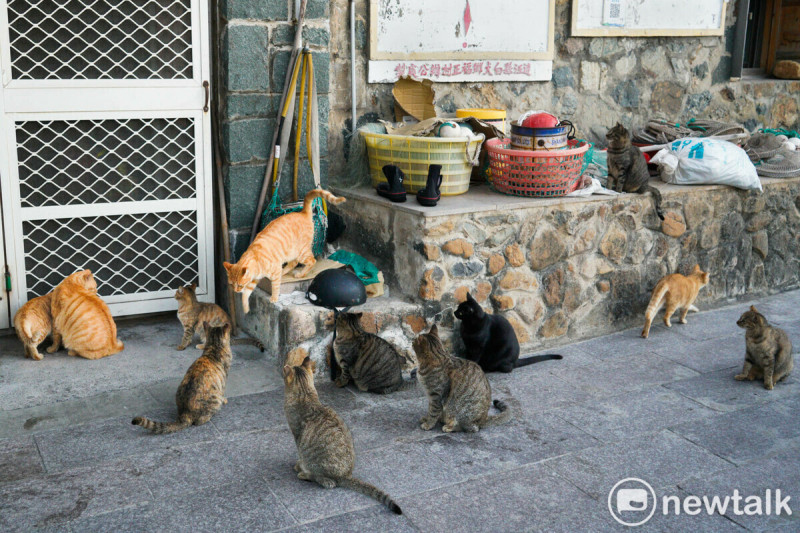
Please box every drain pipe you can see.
[350,0,357,135]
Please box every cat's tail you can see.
[231,337,265,352]
[514,354,563,368]
[338,477,402,514]
[482,399,513,428]
[131,414,191,434]
[302,189,346,217]
[643,185,664,220]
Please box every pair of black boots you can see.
[377,164,442,206]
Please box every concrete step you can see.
[235,287,427,377]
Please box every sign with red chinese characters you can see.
[368,60,553,83]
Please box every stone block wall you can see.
[334,178,800,351]
[221,0,331,258]
[328,0,800,179]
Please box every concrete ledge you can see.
[332,177,800,353]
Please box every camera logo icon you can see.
[608,478,657,527]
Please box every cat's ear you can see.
[221,323,231,336]
[190,282,197,290]
[223,262,233,272]
[240,266,248,275]
[176,286,184,295]
[692,264,701,273]
[354,312,363,319]
[301,356,315,372]
[466,292,476,303]
[282,365,293,380]
[750,305,758,313]
[429,324,439,337]
[83,270,93,281]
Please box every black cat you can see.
[454,293,562,373]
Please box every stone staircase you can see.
[235,286,426,375]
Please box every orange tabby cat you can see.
[641,264,710,338]
[224,189,345,311]
[50,270,124,359]
[14,293,54,360]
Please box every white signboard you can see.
[370,0,555,60]
[572,0,728,37]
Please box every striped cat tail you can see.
[301,189,346,216]
[482,399,513,428]
[131,415,191,434]
[339,477,402,514]
[643,185,664,220]
[231,337,265,352]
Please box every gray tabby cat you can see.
[735,306,794,390]
[412,324,511,432]
[606,122,664,220]
[332,312,410,393]
[283,356,402,514]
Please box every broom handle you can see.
[250,0,307,244]
[294,53,308,203]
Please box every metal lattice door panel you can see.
[0,0,213,320]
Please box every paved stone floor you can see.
[1,291,799,532]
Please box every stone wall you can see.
[333,178,800,351]
[221,0,331,255]
[328,0,800,179]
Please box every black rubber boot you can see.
[416,164,442,207]
[377,164,407,202]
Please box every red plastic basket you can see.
[486,138,589,197]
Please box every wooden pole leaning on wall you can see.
[250,0,308,244]
[211,0,238,333]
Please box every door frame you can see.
[0,0,214,319]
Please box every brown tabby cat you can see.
[224,189,346,311]
[412,324,511,433]
[332,312,409,393]
[283,356,402,514]
[133,322,233,433]
[735,306,794,390]
[50,270,124,360]
[641,264,710,338]
[175,283,264,351]
[14,293,54,360]
[607,122,664,220]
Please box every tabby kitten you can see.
[642,264,710,338]
[606,122,664,220]
[332,312,409,393]
[455,292,562,372]
[175,283,264,351]
[50,270,124,360]
[413,324,511,433]
[283,356,402,514]
[735,306,794,390]
[224,189,346,311]
[14,293,54,360]
[133,322,233,433]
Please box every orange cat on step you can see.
[224,189,345,312]
[641,264,710,338]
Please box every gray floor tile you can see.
[398,462,616,533]
[0,435,45,484]
[572,327,655,359]
[651,334,745,374]
[670,402,800,465]
[672,306,747,341]
[34,411,220,472]
[0,460,151,530]
[551,352,699,398]
[281,505,418,532]
[551,388,716,441]
[341,397,431,453]
[665,367,800,412]
[420,412,599,480]
[548,429,732,499]
[680,446,800,532]
[489,369,595,413]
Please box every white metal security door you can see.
[0,0,214,319]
